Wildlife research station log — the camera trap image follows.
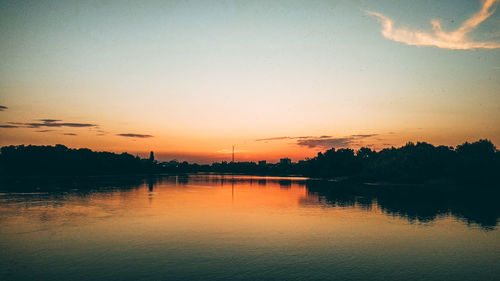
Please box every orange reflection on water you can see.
[1,175,500,281]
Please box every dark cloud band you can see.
[2,119,98,128]
[26,122,97,128]
[257,134,379,149]
[116,133,154,138]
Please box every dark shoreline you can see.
[2,140,499,187]
[1,172,497,192]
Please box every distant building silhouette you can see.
[232,146,235,163]
[149,151,155,162]
[258,160,267,166]
[280,158,291,165]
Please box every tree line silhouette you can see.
[0,139,499,184]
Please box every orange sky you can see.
[1,0,499,163]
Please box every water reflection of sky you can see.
[0,175,499,281]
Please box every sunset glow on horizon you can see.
[1,0,499,163]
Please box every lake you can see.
[1,175,499,281]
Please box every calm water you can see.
[1,175,499,281]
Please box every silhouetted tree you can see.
[1,139,499,185]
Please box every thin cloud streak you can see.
[351,134,378,138]
[0,105,7,111]
[39,119,62,123]
[1,118,152,140]
[116,133,154,138]
[257,134,378,149]
[296,135,378,149]
[2,119,98,128]
[256,136,317,142]
[96,130,109,136]
[297,137,353,149]
[367,0,500,50]
[256,136,293,141]
[26,122,97,128]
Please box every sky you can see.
[1,0,499,163]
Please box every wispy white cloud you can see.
[367,0,500,50]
